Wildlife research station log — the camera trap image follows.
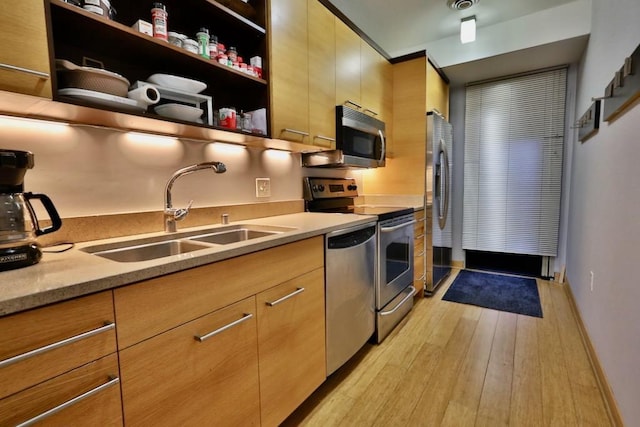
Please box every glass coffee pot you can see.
[0,149,62,272]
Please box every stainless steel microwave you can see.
[302,105,386,168]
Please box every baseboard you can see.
[563,279,624,427]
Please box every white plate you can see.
[58,88,147,112]
[154,103,204,122]
[147,74,207,93]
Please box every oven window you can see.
[385,240,410,283]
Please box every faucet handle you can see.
[174,199,194,221]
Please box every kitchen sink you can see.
[84,240,211,263]
[186,224,296,245]
[80,223,297,262]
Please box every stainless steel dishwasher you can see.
[325,221,377,375]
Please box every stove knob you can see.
[311,184,318,192]
[318,184,325,192]
[348,184,357,191]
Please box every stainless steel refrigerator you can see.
[425,111,453,294]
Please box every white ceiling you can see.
[327,0,591,85]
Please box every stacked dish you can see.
[148,74,208,123]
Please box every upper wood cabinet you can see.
[308,0,336,148]
[269,0,310,143]
[335,18,361,107]
[0,0,52,97]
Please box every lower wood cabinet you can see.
[257,268,326,427]
[0,291,120,426]
[0,353,122,426]
[414,209,426,295]
[119,297,260,426]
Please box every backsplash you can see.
[0,116,303,218]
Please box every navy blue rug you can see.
[442,270,543,318]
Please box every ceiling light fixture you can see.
[460,15,476,44]
[447,0,479,11]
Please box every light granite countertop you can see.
[0,212,377,316]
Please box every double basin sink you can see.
[81,224,296,263]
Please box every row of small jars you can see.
[168,28,262,79]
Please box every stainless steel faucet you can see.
[164,161,226,232]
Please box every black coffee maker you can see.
[0,149,62,271]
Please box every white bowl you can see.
[147,74,207,93]
[154,103,204,122]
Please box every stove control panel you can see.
[303,177,358,200]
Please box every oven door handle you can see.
[380,220,416,233]
[380,287,416,316]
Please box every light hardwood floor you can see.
[282,270,613,426]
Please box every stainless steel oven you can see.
[373,212,416,342]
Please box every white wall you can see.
[0,117,302,218]
[567,0,640,423]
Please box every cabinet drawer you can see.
[0,291,116,399]
[414,209,425,222]
[114,236,323,349]
[414,253,425,281]
[0,353,122,426]
[257,268,326,426]
[414,219,425,238]
[119,296,260,426]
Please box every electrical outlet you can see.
[256,178,271,197]
[590,271,594,291]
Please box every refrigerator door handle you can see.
[437,140,450,230]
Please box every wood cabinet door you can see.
[0,0,52,97]
[257,268,326,427]
[0,291,117,399]
[335,18,360,107]
[0,354,122,426]
[427,59,450,119]
[119,297,260,427]
[269,0,309,142]
[308,0,336,148]
[360,41,384,118]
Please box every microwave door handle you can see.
[378,129,386,163]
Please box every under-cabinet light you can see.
[460,15,476,44]
[210,142,247,153]
[125,131,179,147]
[0,115,69,133]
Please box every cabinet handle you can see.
[194,313,253,342]
[417,274,426,282]
[0,322,115,368]
[15,375,120,427]
[266,287,305,307]
[313,135,335,148]
[282,128,309,137]
[415,234,425,240]
[380,287,415,316]
[0,63,50,79]
[344,100,362,110]
[363,108,378,116]
[416,250,425,257]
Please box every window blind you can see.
[462,68,566,257]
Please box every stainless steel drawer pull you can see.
[380,287,416,316]
[15,375,120,427]
[418,274,426,282]
[416,250,425,257]
[363,108,378,116]
[380,220,417,233]
[282,128,309,136]
[266,287,305,307]
[415,234,425,240]
[194,313,253,342]
[0,63,50,79]
[0,322,115,368]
